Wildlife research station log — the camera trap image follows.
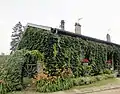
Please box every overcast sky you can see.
[0,0,120,54]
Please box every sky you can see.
[0,0,120,54]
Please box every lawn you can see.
[8,78,120,94]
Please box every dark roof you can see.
[52,28,120,47]
[26,23,120,47]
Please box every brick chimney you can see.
[75,23,81,34]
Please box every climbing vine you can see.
[18,26,120,77]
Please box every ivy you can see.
[18,26,120,77]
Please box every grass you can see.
[7,78,120,94]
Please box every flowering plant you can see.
[81,58,89,63]
[0,80,4,83]
[106,60,112,64]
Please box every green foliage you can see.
[37,74,114,92]
[0,49,44,92]
[10,22,24,53]
[22,50,38,77]
[0,55,9,78]
[72,74,111,86]
[103,69,113,74]
[30,50,44,62]
[17,26,120,77]
[23,50,45,77]
[0,55,9,65]
[0,83,7,94]
[0,50,26,91]
[81,65,92,76]
[37,77,73,92]
[53,43,58,58]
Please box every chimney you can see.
[75,23,81,34]
[60,20,65,30]
[106,34,111,42]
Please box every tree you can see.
[1,52,5,56]
[10,22,23,53]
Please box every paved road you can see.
[89,88,120,94]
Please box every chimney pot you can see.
[75,23,81,34]
[60,20,65,30]
[106,34,111,42]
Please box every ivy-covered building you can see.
[18,23,120,77]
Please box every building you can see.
[18,23,120,76]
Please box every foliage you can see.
[10,22,24,53]
[0,55,9,65]
[73,74,114,86]
[81,65,92,76]
[17,26,120,77]
[0,50,26,91]
[37,74,114,92]
[37,77,73,92]
[0,81,7,94]
[0,49,44,92]
[0,55,9,79]
[22,50,38,77]
[103,69,113,74]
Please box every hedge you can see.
[18,26,120,77]
[0,50,26,92]
[0,49,42,92]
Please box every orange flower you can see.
[34,73,48,81]
[0,80,4,83]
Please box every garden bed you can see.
[37,74,115,92]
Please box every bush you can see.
[37,74,114,92]
[0,55,9,77]
[103,69,113,74]
[0,50,26,91]
[0,55,8,65]
[0,49,45,92]
[37,78,73,92]
[0,82,7,94]
[95,75,105,81]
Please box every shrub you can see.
[0,55,8,65]
[0,49,45,92]
[95,75,105,81]
[0,82,7,94]
[37,78,73,92]
[103,69,113,74]
[89,76,97,83]
[0,50,26,91]
[36,74,114,92]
